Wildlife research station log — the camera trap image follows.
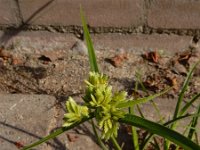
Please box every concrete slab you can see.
[0,94,56,150]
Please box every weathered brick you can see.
[0,0,19,25]
[19,0,144,27]
[0,94,56,150]
[147,0,200,29]
[92,33,192,55]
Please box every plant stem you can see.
[91,119,108,150]
[110,136,122,150]
[129,107,139,150]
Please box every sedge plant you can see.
[21,8,200,150]
[128,65,200,150]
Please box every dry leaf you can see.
[143,51,160,63]
[14,141,24,149]
[166,76,178,91]
[108,53,128,67]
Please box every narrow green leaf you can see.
[141,113,200,150]
[180,92,200,116]
[80,6,99,73]
[136,105,145,118]
[173,61,200,121]
[22,114,94,150]
[164,113,200,127]
[188,104,200,140]
[119,114,200,150]
[117,87,172,108]
[166,61,200,149]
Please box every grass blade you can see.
[173,61,200,122]
[117,87,172,108]
[80,7,110,150]
[166,61,200,149]
[80,7,99,73]
[141,113,200,150]
[188,104,200,140]
[180,92,200,116]
[119,114,200,150]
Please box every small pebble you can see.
[71,40,88,55]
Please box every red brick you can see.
[147,0,200,29]
[19,0,144,27]
[0,0,19,25]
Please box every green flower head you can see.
[63,97,89,127]
[63,72,128,140]
[87,72,108,86]
[83,72,110,107]
[97,104,126,140]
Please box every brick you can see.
[0,0,19,25]
[147,0,200,29]
[1,31,192,56]
[92,33,192,55]
[19,0,144,27]
[0,94,56,150]
[0,31,76,53]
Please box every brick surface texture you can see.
[0,94,56,150]
[0,0,19,25]
[0,0,200,30]
[147,0,200,29]
[19,0,144,27]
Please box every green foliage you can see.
[80,6,99,73]
[119,114,200,150]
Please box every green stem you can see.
[91,119,108,150]
[129,107,139,150]
[110,136,121,150]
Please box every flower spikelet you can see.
[63,97,89,127]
